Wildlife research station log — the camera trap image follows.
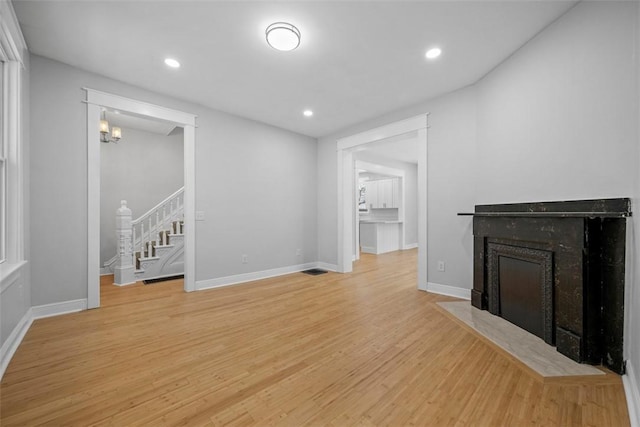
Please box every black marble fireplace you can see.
[460,198,631,374]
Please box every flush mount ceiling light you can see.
[266,22,301,51]
[425,48,442,59]
[164,58,180,68]
[303,110,313,117]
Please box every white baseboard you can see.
[623,361,640,427]
[426,282,471,300]
[315,262,338,272]
[31,299,87,319]
[0,308,33,379]
[403,243,418,250]
[99,267,112,276]
[196,263,319,291]
[112,281,136,287]
[1,298,88,380]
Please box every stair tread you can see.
[139,256,160,261]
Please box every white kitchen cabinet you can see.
[363,178,401,209]
[364,180,378,210]
[378,179,393,208]
[391,178,400,208]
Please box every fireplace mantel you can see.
[461,198,630,374]
[458,211,630,218]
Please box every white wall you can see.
[475,1,636,204]
[627,0,640,418]
[100,127,183,265]
[318,86,477,288]
[29,54,317,306]
[196,112,317,278]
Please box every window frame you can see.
[0,0,27,281]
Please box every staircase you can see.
[105,187,185,285]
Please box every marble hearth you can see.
[437,301,603,377]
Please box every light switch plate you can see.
[195,211,205,221]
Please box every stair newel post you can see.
[114,200,135,285]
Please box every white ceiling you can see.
[13,0,577,138]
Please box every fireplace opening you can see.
[499,256,544,339]
[487,242,554,345]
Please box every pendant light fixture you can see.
[265,22,301,51]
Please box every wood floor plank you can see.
[0,250,630,426]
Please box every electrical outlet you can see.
[296,249,302,257]
[242,254,248,264]
[437,261,445,272]
[195,211,205,221]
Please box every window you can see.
[0,0,27,275]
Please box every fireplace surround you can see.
[460,198,631,374]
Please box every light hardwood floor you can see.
[0,250,630,426]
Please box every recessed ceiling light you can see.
[164,58,181,68]
[303,110,313,117]
[266,22,301,51]
[425,48,442,59]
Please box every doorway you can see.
[99,110,185,285]
[85,89,197,308]
[356,162,406,260]
[337,114,428,290]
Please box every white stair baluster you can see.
[148,217,152,250]
[140,222,145,257]
[162,205,167,232]
[156,211,160,244]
